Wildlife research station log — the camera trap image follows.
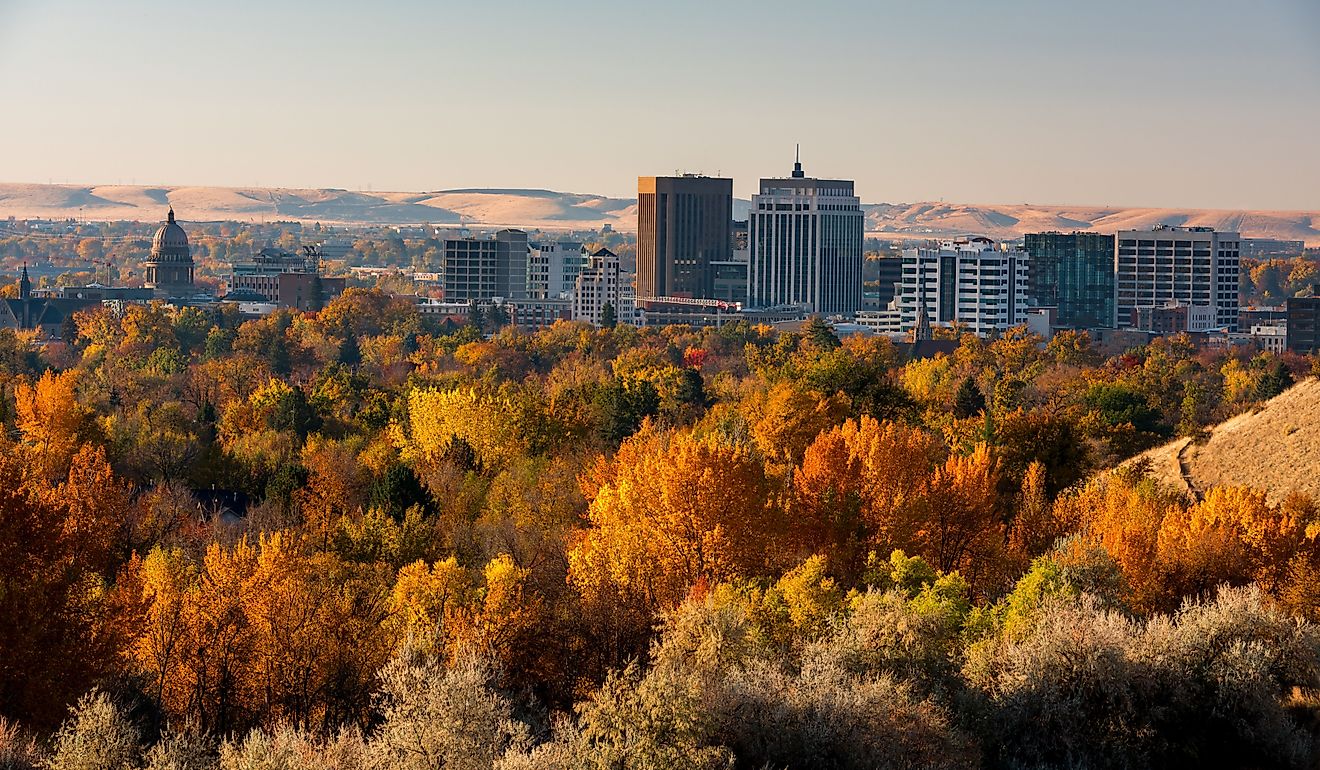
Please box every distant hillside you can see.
[1134,378,1320,504]
[0,183,1317,245]
[864,202,1320,246]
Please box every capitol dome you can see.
[144,208,195,297]
[151,208,190,260]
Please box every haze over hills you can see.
[1,182,1317,246]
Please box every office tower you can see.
[1115,226,1241,331]
[572,248,622,326]
[867,254,904,310]
[636,175,732,299]
[747,154,864,314]
[527,240,586,299]
[143,208,195,299]
[1023,231,1116,329]
[895,237,1029,336]
[1286,295,1320,353]
[441,229,529,301]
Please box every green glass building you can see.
[1024,232,1116,329]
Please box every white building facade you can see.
[1116,226,1241,331]
[527,240,586,299]
[572,248,622,326]
[748,158,864,314]
[893,238,1030,336]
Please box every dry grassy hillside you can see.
[865,202,1320,246]
[2,183,1317,244]
[1133,378,1320,503]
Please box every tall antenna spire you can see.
[792,144,804,178]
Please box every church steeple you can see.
[19,262,31,301]
[913,260,933,343]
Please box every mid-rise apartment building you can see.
[1115,226,1240,331]
[894,237,1029,336]
[527,240,586,299]
[572,248,622,326]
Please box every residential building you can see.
[527,240,586,299]
[143,208,195,299]
[573,248,622,326]
[636,175,732,299]
[1286,295,1320,353]
[441,229,529,301]
[1116,226,1241,331]
[1023,231,1116,329]
[748,155,864,314]
[892,237,1030,336]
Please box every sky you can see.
[0,0,1317,210]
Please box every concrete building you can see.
[636,175,732,299]
[527,240,586,299]
[1023,231,1116,329]
[229,246,344,310]
[748,155,864,314]
[230,247,320,300]
[892,238,1030,336]
[1130,301,1216,334]
[1286,296,1320,354]
[1116,226,1240,331]
[441,229,529,301]
[572,248,622,326]
[1250,323,1287,354]
[502,297,572,330]
[143,209,195,299]
[1241,239,1305,259]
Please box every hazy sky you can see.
[1,0,1317,209]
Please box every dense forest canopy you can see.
[1,290,1319,769]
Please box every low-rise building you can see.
[1250,323,1287,354]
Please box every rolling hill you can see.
[1,182,1317,245]
[1134,378,1320,504]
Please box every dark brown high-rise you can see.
[637,175,732,299]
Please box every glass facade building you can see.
[1024,231,1116,329]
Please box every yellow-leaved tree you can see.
[569,426,785,612]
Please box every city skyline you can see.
[1,0,1318,211]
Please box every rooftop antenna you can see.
[792,144,804,179]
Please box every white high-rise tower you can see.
[747,150,864,314]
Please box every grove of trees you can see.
[1,289,1319,768]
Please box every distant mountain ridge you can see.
[1,182,1316,245]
